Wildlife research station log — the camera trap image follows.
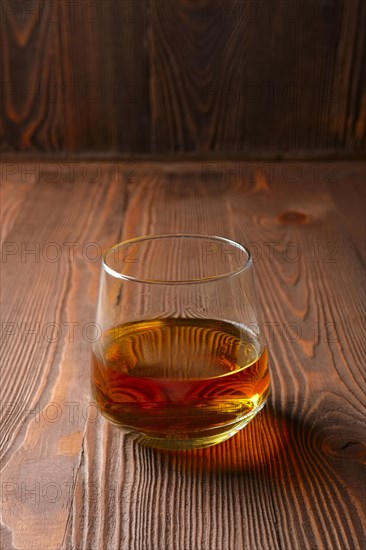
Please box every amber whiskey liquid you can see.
[91,318,270,449]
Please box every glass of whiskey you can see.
[91,234,270,450]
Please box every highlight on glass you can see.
[91,234,270,450]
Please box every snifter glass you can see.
[91,234,270,450]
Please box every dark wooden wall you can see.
[1,0,365,156]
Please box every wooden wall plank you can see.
[0,1,65,150]
[59,0,150,152]
[0,1,365,155]
[0,1,150,153]
[148,0,366,153]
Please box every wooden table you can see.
[1,161,365,550]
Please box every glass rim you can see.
[102,233,253,285]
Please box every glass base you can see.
[108,401,267,451]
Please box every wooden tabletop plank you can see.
[1,164,127,549]
[0,166,35,245]
[1,162,365,550]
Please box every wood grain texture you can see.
[0,1,365,155]
[0,162,128,548]
[0,165,35,245]
[1,161,365,549]
[0,1,149,152]
[149,0,366,153]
